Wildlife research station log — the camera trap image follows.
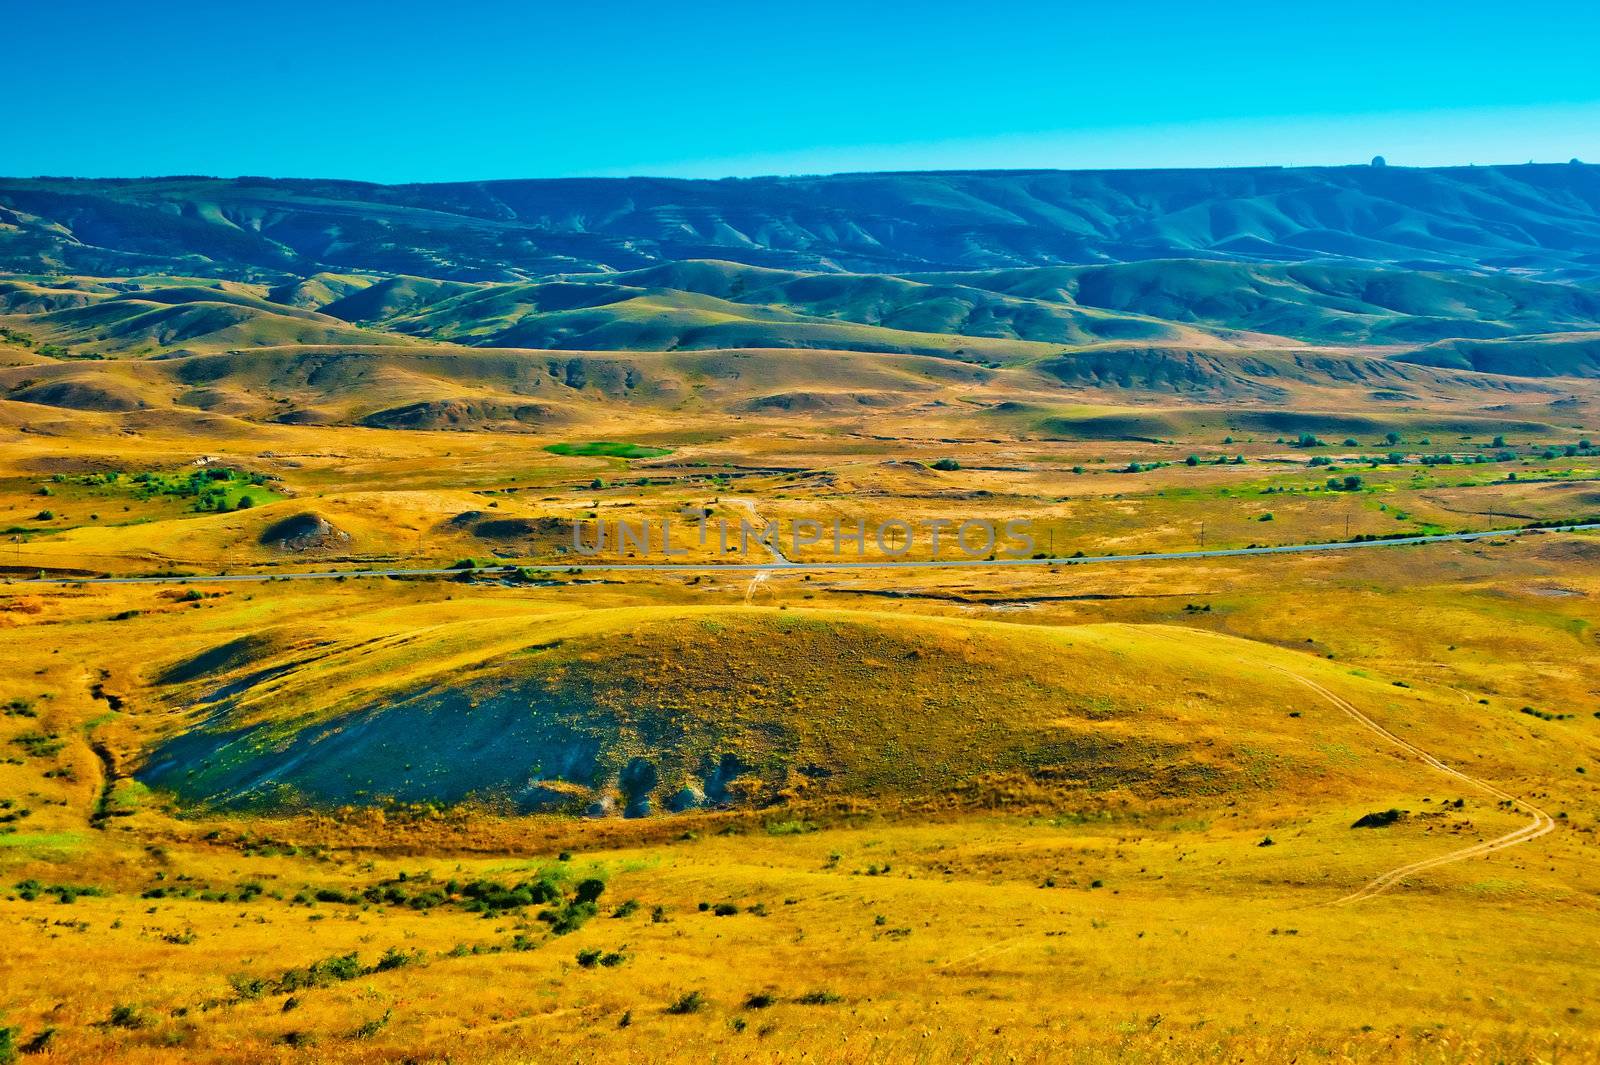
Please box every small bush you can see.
[666,991,707,1015]
[107,1004,146,1030]
[795,989,842,1005]
[373,947,421,972]
[543,901,598,935]
[1352,809,1405,828]
[228,973,267,1000]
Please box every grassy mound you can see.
[9,376,149,412]
[136,609,1417,816]
[258,512,351,552]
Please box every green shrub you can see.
[228,973,268,1000]
[107,1004,146,1029]
[666,991,707,1015]
[546,901,598,935]
[374,947,421,972]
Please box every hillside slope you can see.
[5,164,1600,281]
[922,259,1600,345]
[136,609,1442,814]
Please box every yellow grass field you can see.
[2,378,1598,1062]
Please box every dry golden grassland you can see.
[1,386,1599,1063]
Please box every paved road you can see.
[5,522,1597,586]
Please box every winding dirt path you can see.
[1140,625,1555,902]
[1267,665,1556,904]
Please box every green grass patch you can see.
[0,832,87,857]
[543,441,672,459]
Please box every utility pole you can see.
[1199,521,1205,549]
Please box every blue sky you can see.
[7,1,1600,181]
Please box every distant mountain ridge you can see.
[4,164,1600,282]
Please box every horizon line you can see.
[3,158,1593,188]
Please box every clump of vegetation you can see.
[576,948,628,969]
[459,876,562,912]
[666,991,707,1015]
[11,879,103,904]
[51,467,280,513]
[106,1004,147,1030]
[539,876,606,935]
[1519,706,1573,722]
[230,946,425,1002]
[930,458,961,471]
[1351,809,1405,828]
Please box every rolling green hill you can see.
[376,269,1181,359]
[0,279,415,356]
[1395,332,1600,376]
[334,259,1600,371]
[922,260,1600,345]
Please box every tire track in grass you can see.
[1266,666,1554,904]
[1146,625,1554,903]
